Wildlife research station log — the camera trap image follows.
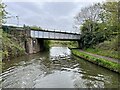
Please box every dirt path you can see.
[78,50,120,64]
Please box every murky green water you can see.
[1,47,120,88]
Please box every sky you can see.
[3,0,105,33]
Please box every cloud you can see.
[4,1,104,33]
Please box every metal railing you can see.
[30,30,80,40]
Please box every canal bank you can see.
[71,49,120,74]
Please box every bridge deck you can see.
[30,30,80,40]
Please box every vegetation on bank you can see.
[85,48,119,60]
[1,30,50,60]
[1,2,50,60]
[72,49,120,74]
[74,1,119,50]
[84,35,119,60]
[50,40,78,48]
[2,31,25,60]
[44,40,50,50]
[72,1,119,69]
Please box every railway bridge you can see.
[2,25,81,54]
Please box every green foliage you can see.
[97,36,119,51]
[68,41,78,48]
[84,35,119,59]
[50,41,78,48]
[76,1,119,49]
[72,49,120,73]
[44,40,50,50]
[23,25,43,31]
[85,47,119,60]
[2,32,25,60]
[102,1,119,26]
[0,3,8,23]
[80,20,106,48]
[30,25,42,30]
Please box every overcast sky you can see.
[3,0,105,33]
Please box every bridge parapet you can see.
[30,30,80,40]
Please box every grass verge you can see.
[85,48,119,60]
[72,49,120,74]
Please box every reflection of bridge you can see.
[2,25,81,54]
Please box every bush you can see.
[2,32,25,60]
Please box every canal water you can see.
[1,47,120,88]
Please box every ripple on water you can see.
[1,47,120,88]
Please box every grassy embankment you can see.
[71,36,120,73]
[72,49,120,73]
[84,36,119,60]
[2,26,50,60]
[85,48,119,60]
[2,31,25,60]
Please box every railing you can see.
[30,30,80,40]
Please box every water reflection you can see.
[50,47,71,62]
[1,47,120,88]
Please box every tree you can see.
[74,1,119,48]
[0,3,8,24]
[102,1,119,33]
[79,20,106,48]
[74,3,102,32]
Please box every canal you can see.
[1,47,120,88]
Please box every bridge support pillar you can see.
[25,38,44,54]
